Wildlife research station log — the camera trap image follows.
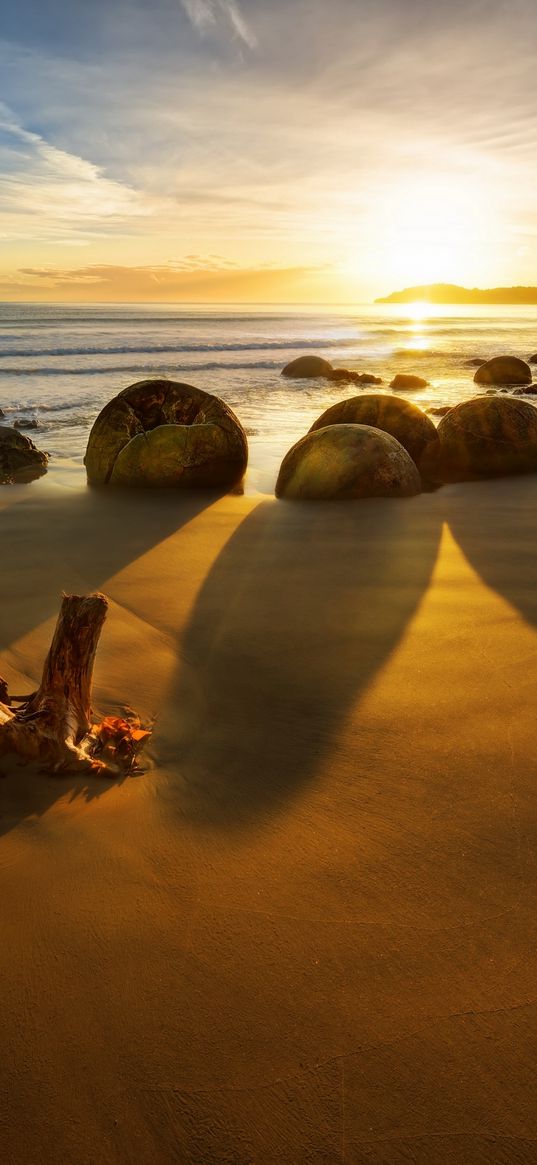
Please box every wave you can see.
[0,357,296,377]
[0,337,355,359]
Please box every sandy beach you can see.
[2,466,537,1163]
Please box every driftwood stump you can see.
[0,593,150,775]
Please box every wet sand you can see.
[1,466,537,1163]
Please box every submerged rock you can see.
[426,405,452,417]
[390,373,429,390]
[281,355,334,379]
[309,394,438,470]
[14,418,38,430]
[329,369,383,386]
[464,358,488,367]
[275,423,421,500]
[421,396,537,482]
[0,426,48,484]
[513,385,537,395]
[529,354,537,364]
[84,379,248,489]
[474,356,532,386]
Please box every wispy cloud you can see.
[180,0,256,48]
[0,105,163,243]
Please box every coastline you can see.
[2,470,537,1159]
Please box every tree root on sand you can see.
[0,593,151,776]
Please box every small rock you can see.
[0,426,48,484]
[329,369,383,385]
[513,385,537,396]
[390,373,429,390]
[14,418,38,430]
[426,406,451,417]
[464,358,488,367]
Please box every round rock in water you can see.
[281,355,334,379]
[474,356,532,386]
[0,426,49,484]
[84,379,248,489]
[309,394,438,470]
[390,373,429,390]
[275,423,421,500]
[425,395,537,482]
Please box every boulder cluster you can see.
[3,348,537,500]
[275,350,537,500]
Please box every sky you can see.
[1,0,537,302]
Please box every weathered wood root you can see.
[0,593,151,776]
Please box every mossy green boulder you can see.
[474,356,532,386]
[275,424,421,500]
[84,379,248,489]
[421,395,537,482]
[0,426,48,485]
[309,394,438,471]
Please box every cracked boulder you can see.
[0,426,49,484]
[84,379,248,489]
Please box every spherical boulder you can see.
[281,356,334,379]
[84,379,248,489]
[422,395,537,482]
[275,424,421,500]
[0,426,48,484]
[390,373,429,390]
[474,356,532,386]
[309,394,438,469]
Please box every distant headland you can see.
[376,283,537,305]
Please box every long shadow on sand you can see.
[444,476,537,631]
[161,496,443,828]
[0,485,222,837]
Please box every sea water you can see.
[1,302,536,494]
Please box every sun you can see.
[344,170,502,293]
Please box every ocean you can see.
[1,301,536,493]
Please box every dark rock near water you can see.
[329,369,383,386]
[310,394,437,470]
[474,356,532,386]
[464,358,488,367]
[14,418,38,430]
[529,354,537,364]
[0,426,48,484]
[84,379,248,489]
[513,385,537,396]
[275,423,421,500]
[421,395,537,483]
[0,408,5,420]
[426,405,452,417]
[390,373,429,390]
[281,355,334,379]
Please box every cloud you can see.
[0,104,162,243]
[0,259,329,301]
[180,0,256,48]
